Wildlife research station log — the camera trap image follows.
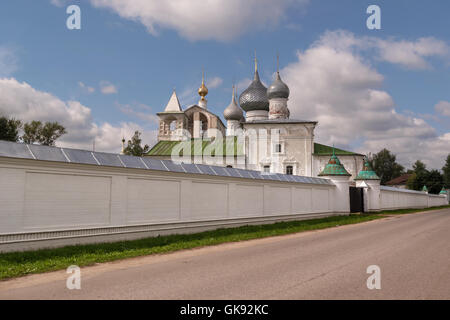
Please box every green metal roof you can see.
[147,140,360,158]
[440,188,447,195]
[313,143,363,156]
[146,137,245,157]
[422,185,428,192]
[354,159,380,180]
[318,149,351,176]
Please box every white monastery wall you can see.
[379,186,446,210]
[0,156,446,252]
[0,157,335,252]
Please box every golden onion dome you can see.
[198,71,208,100]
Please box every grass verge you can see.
[0,214,383,281]
[0,205,448,281]
[378,204,450,215]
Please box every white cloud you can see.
[100,81,118,94]
[93,122,157,152]
[89,0,308,41]
[118,102,159,124]
[435,101,450,117]
[0,46,18,77]
[282,31,450,169]
[50,0,70,7]
[375,37,450,70]
[78,81,95,94]
[317,30,450,70]
[208,76,223,89]
[0,78,156,153]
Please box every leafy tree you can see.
[123,131,150,156]
[426,169,444,194]
[407,160,444,194]
[409,160,429,191]
[443,154,450,189]
[412,160,427,175]
[22,121,41,144]
[0,116,22,142]
[406,172,418,190]
[369,149,405,185]
[22,121,66,146]
[39,122,67,146]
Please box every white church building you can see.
[146,58,365,179]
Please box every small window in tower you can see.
[286,166,293,175]
[275,144,282,153]
[263,165,270,173]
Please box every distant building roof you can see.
[385,174,411,186]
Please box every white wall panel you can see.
[292,187,312,213]
[24,172,111,229]
[127,178,180,223]
[312,188,330,212]
[190,181,228,219]
[0,168,26,233]
[232,184,264,217]
[267,186,291,215]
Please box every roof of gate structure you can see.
[354,159,380,181]
[318,148,352,177]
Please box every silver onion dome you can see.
[267,72,290,99]
[223,86,244,121]
[239,69,269,112]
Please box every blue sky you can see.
[0,0,449,168]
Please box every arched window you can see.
[199,113,208,137]
[169,120,177,132]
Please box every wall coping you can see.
[380,185,427,195]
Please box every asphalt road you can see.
[1,208,449,300]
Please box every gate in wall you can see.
[349,187,364,213]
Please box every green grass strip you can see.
[0,214,381,280]
[378,204,450,215]
[0,205,448,281]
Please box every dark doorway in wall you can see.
[349,187,364,213]
[286,166,293,175]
